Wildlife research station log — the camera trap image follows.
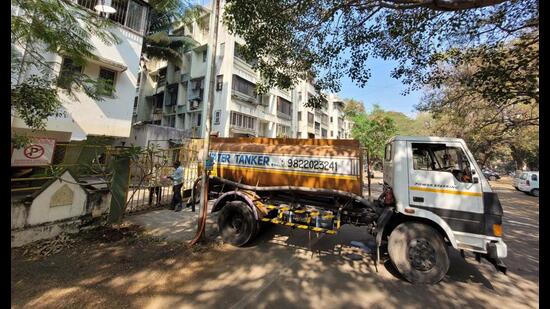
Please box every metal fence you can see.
[11,143,114,194]
[125,141,202,213]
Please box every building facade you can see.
[12,0,150,142]
[131,2,352,147]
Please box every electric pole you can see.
[191,0,221,244]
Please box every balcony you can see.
[76,0,149,35]
[232,90,258,105]
[177,105,186,114]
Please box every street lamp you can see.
[94,0,116,14]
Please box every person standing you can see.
[168,160,184,212]
[148,163,162,207]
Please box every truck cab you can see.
[381,136,507,282]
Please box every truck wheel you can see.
[489,176,497,181]
[531,189,539,197]
[388,222,450,284]
[217,201,259,247]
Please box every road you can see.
[11,176,538,308]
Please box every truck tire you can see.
[489,176,497,181]
[388,222,450,284]
[531,189,539,197]
[217,201,259,247]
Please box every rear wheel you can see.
[388,222,450,284]
[217,201,259,246]
[531,189,539,197]
[489,176,497,181]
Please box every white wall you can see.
[27,171,87,226]
[12,24,144,140]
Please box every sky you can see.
[337,58,423,117]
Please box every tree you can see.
[343,98,366,118]
[417,41,538,168]
[141,0,203,66]
[222,0,538,107]
[11,0,121,146]
[350,110,396,197]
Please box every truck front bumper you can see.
[482,241,508,274]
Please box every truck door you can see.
[407,142,484,230]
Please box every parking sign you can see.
[11,138,56,166]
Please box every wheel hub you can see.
[408,238,436,271]
[230,214,244,230]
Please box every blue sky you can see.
[337,58,423,117]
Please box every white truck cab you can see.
[380,136,507,281]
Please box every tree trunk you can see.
[366,149,371,198]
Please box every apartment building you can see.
[131,2,352,147]
[11,0,150,142]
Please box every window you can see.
[297,131,302,138]
[412,143,473,183]
[276,124,291,137]
[321,128,327,138]
[232,75,256,98]
[214,110,221,125]
[298,112,302,121]
[307,112,314,125]
[125,0,147,33]
[384,144,392,161]
[330,116,333,123]
[216,75,223,91]
[531,174,538,181]
[277,96,292,116]
[98,67,116,96]
[202,50,207,62]
[320,113,328,125]
[194,113,202,127]
[330,130,333,137]
[230,112,255,130]
[57,58,82,89]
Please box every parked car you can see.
[512,170,523,190]
[517,171,539,197]
[483,170,501,181]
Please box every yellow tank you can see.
[209,137,363,195]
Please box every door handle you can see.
[413,196,424,203]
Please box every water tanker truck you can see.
[198,136,507,284]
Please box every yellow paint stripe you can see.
[409,186,482,197]
[217,164,359,180]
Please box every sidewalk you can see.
[124,202,218,242]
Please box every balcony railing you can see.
[76,0,148,35]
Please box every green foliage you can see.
[350,110,397,163]
[11,0,122,145]
[417,36,538,168]
[343,98,366,118]
[141,1,202,65]
[223,0,537,99]
[11,75,62,130]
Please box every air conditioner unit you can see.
[189,99,199,110]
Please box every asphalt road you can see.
[11,176,539,308]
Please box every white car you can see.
[517,171,539,197]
